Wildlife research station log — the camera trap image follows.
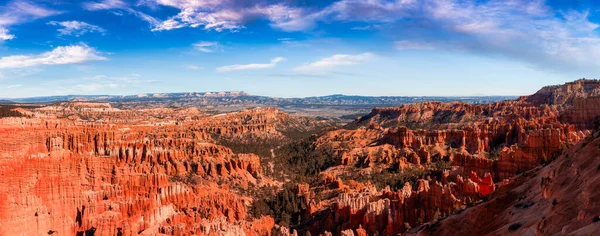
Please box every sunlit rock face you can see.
[0,106,299,236]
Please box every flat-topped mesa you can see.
[134,91,250,99]
[520,79,600,106]
[38,102,117,112]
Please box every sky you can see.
[1,0,600,98]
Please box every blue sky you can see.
[1,0,600,98]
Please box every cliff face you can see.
[352,101,560,130]
[522,79,600,129]
[412,130,600,235]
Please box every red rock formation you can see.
[0,107,284,235]
[522,79,600,129]
[299,177,476,235]
[299,80,599,235]
[412,130,600,235]
[2,79,600,236]
[318,119,584,181]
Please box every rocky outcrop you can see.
[412,130,600,235]
[300,174,499,235]
[521,79,600,129]
[353,101,559,129]
[318,119,584,181]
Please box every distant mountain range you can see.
[1,91,517,108]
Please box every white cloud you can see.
[295,53,372,71]
[48,21,105,37]
[0,27,15,41]
[83,0,127,11]
[185,65,202,70]
[0,44,107,69]
[216,57,285,72]
[7,84,22,89]
[193,41,220,52]
[152,6,248,32]
[262,4,322,32]
[148,1,320,32]
[152,18,184,31]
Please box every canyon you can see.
[1,79,599,235]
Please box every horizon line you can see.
[1,92,523,101]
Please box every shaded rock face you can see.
[412,131,600,235]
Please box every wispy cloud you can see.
[0,44,106,69]
[5,0,61,19]
[48,21,105,37]
[83,0,127,11]
[0,27,15,41]
[351,25,382,31]
[296,53,372,71]
[82,0,160,29]
[185,65,202,70]
[193,41,221,53]
[6,84,22,89]
[216,57,285,72]
[0,0,61,40]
